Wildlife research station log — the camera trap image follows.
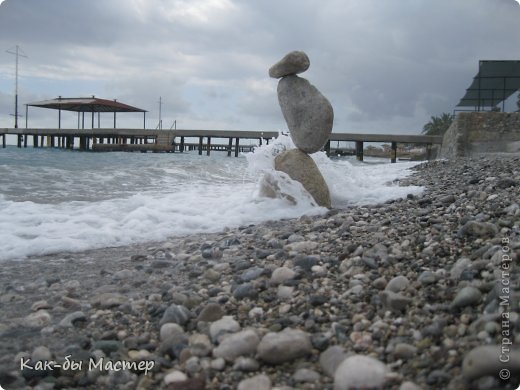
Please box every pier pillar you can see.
[33,135,38,147]
[391,141,397,163]
[24,135,28,148]
[235,137,240,157]
[207,136,211,156]
[180,136,185,152]
[198,137,203,155]
[17,135,22,148]
[2,134,5,148]
[324,140,331,157]
[355,141,363,161]
[47,136,52,147]
[426,144,433,160]
[227,137,232,157]
[50,136,55,147]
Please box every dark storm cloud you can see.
[1,0,519,132]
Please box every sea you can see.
[0,134,424,261]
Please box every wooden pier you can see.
[0,128,443,162]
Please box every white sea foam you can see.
[0,138,423,261]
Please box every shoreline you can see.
[0,155,519,389]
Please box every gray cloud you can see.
[1,0,519,133]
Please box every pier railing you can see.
[0,128,443,162]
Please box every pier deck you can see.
[0,128,443,162]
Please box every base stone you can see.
[274,149,331,208]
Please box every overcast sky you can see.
[0,0,519,134]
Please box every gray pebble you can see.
[233,283,259,300]
[462,345,520,381]
[257,328,312,364]
[197,302,224,323]
[59,311,86,328]
[385,275,410,292]
[379,290,412,312]
[159,304,191,326]
[270,266,296,285]
[293,368,320,383]
[213,329,260,362]
[209,316,241,343]
[237,374,272,390]
[232,356,260,372]
[459,221,498,237]
[334,354,389,390]
[451,286,482,309]
[418,270,437,285]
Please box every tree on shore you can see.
[422,113,454,136]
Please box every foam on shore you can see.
[0,137,423,261]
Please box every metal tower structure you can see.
[6,45,27,128]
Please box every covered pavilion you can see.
[25,96,148,129]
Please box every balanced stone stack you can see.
[269,51,333,208]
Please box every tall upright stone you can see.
[277,75,334,154]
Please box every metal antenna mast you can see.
[6,45,28,128]
[158,96,163,129]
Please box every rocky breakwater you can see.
[268,51,333,208]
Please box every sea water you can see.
[0,135,423,261]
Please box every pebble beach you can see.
[0,155,519,390]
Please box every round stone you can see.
[269,50,310,79]
[257,328,312,364]
[334,355,389,390]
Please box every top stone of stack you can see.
[269,51,310,79]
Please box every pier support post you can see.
[355,141,363,161]
[180,136,185,152]
[17,135,22,148]
[227,137,232,157]
[23,135,28,148]
[391,141,397,163]
[426,144,433,160]
[325,140,331,157]
[50,136,55,147]
[198,136,203,155]
[235,137,240,157]
[2,134,5,148]
[33,135,38,147]
[207,136,211,156]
